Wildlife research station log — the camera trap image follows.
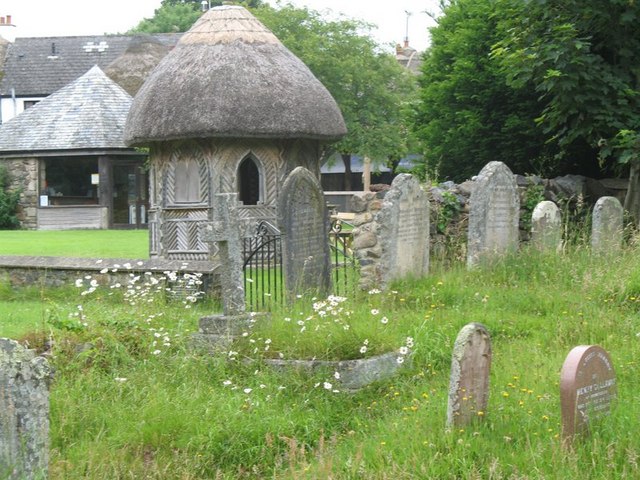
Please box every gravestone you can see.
[446,323,492,428]
[194,194,251,351]
[531,200,562,252]
[0,338,52,480]
[376,174,429,286]
[278,167,331,297]
[591,196,623,254]
[560,345,616,442]
[467,162,520,268]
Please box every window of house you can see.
[43,157,98,205]
[238,156,261,205]
[174,157,201,203]
[23,100,40,110]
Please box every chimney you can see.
[6,15,11,25]
[404,39,409,49]
[0,17,5,25]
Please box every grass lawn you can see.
[0,229,149,258]
[2,244,639,478]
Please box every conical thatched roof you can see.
[105,35,175,96]
[0,65,133,154]
[124,5,347,146]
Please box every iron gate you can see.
[242,219,356,311]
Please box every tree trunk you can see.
[341,153,352,191]
[624,160,640,225]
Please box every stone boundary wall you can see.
[349,190,388,290]
[4,158,39,229]
[0,256,220,294]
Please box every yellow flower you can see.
[477,411,484,417]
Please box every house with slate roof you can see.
[0,66,148,230]
[0,33,180,123]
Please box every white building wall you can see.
[1,96,43,124]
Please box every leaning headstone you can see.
[591,196,623,254]
[560,345,616,442]
[0,338,53,480]
[376,174,429,287]
[531,200,562,252]
[446,323,492,428]
[278,166,331,297]
[467,161,520,268]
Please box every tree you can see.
[0,165,21,229]
[255,4,417,189]
[412,0,555,183]
[493,0,640,220]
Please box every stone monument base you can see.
[190,313,269,354]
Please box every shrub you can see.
[0,164,21,229]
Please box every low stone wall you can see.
[0,256,220,295]
[4,157,39,229]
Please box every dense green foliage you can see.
[3,243,640,478]
[413,0,555,182]
[0,165,21,229]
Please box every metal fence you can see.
[242,218,357,311]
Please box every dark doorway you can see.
[238,156,260,205]
[113,163,148,228]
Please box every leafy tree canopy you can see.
[412,0,556,182]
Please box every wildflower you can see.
[399,346,409,355]
[115,377,128,383]
[244,388,252,394]
[396,356,405,364]
[100,268,109,274]
[406,337,414,348]
[370,309,380,315]
[323,382,333,390]
[368,288,381,295]
[74,279,83,288]
[360,345,368,354]
[152,350,161,355]
[223,380,232,386]
[334,371,341,380]
[380,316,389,324]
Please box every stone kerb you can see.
[278,167,332,297]
[560,345,616,442]
[467,161,520,268]
[531,200,562,252]
[350,174,429,290]
[0,338,53,480]
[446,323,492,428]
[591,196,623,254]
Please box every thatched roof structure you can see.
[105,35,175,96]
[124,5,347,146]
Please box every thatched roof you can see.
[105,35,175,96]
[0,65,134,154]
[124,5,347,145]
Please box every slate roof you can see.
[0,34,181,97]
[0,65,135,154]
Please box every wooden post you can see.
[363,156,371,192]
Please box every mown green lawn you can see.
[0,229,148,258]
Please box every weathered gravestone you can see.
[376,174,429,287]
[560,345,616,442]
[278,167,331,297]
[467,162,520,268]
[1,338,52,480]
[591,196,623,254]
[446,323,492,428]
[194,194,252,351]
[531,200,562,252]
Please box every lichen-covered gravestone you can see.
[591,196,623,254]
[376,174,429,287]
[1,338,52,480]
[560,345,616,442]
[531,200,562,252]
[467,162,520,268]
[278,167,331,297]
[446,323,492,427]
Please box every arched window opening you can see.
[238,156,261,205]
[174,157,201,203]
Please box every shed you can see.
[0,66,147,229]
[125,5,346,260]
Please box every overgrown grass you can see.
[2,243,640,478]
[0,229,148,258]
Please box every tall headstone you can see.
[446,323,492,428]
[376,174,429,286]
[560,345,616,442]
[278,167,331,297]
[467,162,520,268]
[0,338,52,480]
[531,200,562,252]
[591,196,623,254]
